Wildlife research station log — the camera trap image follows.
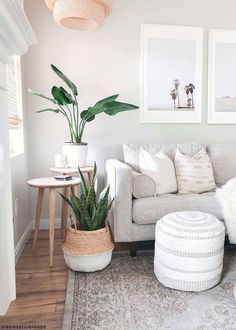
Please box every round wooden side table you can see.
[50,166,94,183]
[27,177,80,267]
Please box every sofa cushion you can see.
[123,142,203,171]
[132,171,156,198]
[208,144,236,186]
[139,149,177,194]
[132,192,223,225]
[175,148,216,194]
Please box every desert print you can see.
[215,42,236,112]
[215,97,236,112]
[141,24,203,123]
[147,38,196,112]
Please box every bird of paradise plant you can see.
[28,65,139,143]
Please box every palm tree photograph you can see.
[147,37,197,112]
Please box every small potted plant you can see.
[60,163,114,272]
[29,65,138,167]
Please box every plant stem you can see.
[58,104,75,142]
[74,96,79,142]
[76,104,79,140]
[78,120,86,142]
[65,104,74,130]
[71,104,77,138]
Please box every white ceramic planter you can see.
[62,143,88,168]
[63,250,113,272]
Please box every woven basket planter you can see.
[62,225,114,272]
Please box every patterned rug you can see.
[63,248,236,330]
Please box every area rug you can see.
[63,248,236,330]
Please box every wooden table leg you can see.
[61,186,69,240]
[49,188,56,267]
[70,185,77,196]
[87,171,93,184]
[33,188,44,251]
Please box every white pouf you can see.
[154,211,225,292]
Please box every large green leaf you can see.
[94,94,119,107]
[37,108,60,114]
[80,110,87,119]
[28,88,58,105]
[104,101,139,115]
[51,86,70,105]
[51,64,78,96]
[82,105,107,120]
[80,110,95,122]
[84,98,138,120]
[60,87,75,104]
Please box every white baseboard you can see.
[33,217,63,230]
[15,221,33,264]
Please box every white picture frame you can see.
[208,29,236,124]
[140,24,203,123]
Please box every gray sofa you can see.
[106,142,236,250]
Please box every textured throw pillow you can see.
[139,148,177,195]
[132,171,156,198]
[175,148,217,194]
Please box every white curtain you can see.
[0,0,37,315]
[0,0,37,63]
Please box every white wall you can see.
[24,0,236,218]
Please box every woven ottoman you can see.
[154,211,225,291]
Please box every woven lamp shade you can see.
[46,0,112,31]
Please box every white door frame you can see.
[0,0,36,315]
[0,60,16,315]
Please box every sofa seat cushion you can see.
[132,192,223,225]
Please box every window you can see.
[6,56,24,156]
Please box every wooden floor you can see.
[0,230,153,329]
[0,230,67,329]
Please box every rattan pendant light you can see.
[45,0,112,31]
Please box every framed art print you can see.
[140,24,203,123]
[208,29,236,124]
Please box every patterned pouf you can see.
[154,211,225,291]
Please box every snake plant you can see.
[28,65,139,143]
[60,163,113,231]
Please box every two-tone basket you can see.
[62,225,114,272]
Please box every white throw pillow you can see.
[139,148,177,195]
[175,148,217,194]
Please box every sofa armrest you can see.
[105,159,133,242]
